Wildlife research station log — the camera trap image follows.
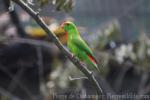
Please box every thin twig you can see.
[68,76,88,81]
[12,0,104,99]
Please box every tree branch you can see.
[12,0,104,99]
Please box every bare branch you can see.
[12,0,105,99]
[68,76,88,81]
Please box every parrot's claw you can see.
[71,53,75,58]
[70,54,78,62]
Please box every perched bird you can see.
[61,21,99,71]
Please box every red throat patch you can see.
[66,32,68,41]
[88,55,97,64]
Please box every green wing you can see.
[72,37,94,56]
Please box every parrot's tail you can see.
[88,55,97,64]
[88,55,100,72]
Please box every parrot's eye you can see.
[65,23,69,26]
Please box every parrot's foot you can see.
[70,53,75,59]
[71,53,74,57]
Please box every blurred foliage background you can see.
[0,0,150,100]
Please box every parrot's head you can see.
[60,21,76,32]
[60,21,78,41]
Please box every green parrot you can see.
[61,21,99,71]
